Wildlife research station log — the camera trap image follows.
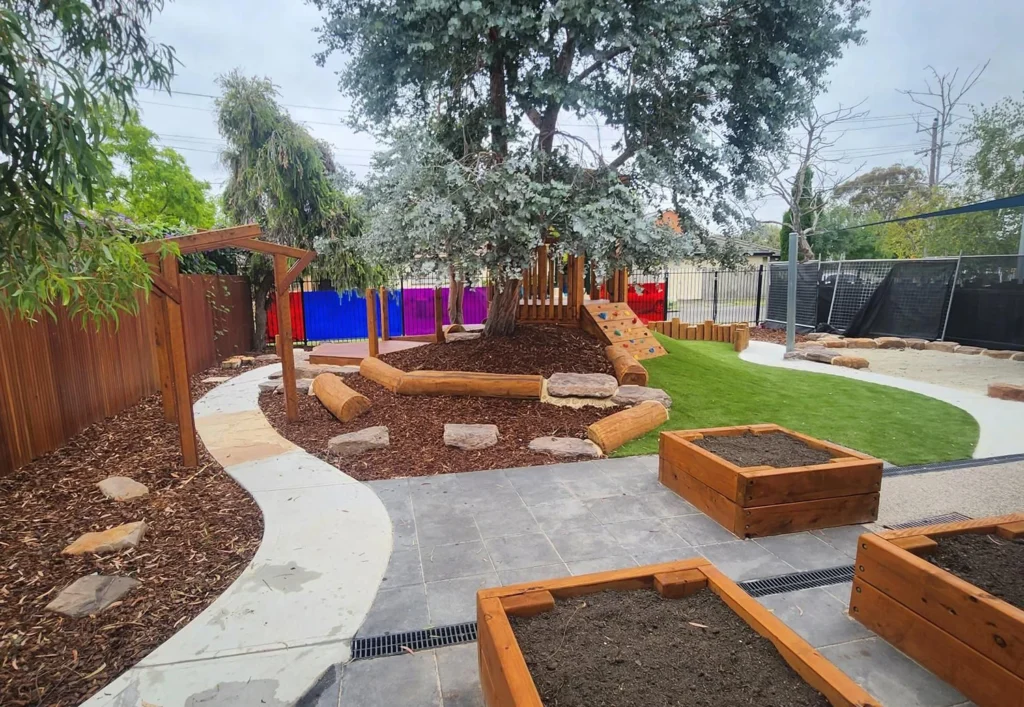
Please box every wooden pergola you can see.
[138,224,315,467]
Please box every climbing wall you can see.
[582,301,667,360]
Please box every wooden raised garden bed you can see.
[659,424,882,538]
[477,558,880,707]
[849,513,1024,707]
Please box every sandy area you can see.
[851,348,1024,395]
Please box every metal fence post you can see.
[712,270,719,322]
[826,259,843,327]
[939,252,963,341]
[662,268,670,320]
[400,274,407,336]
[786,235,798,352]
[754,264,764,325]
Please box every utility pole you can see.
[927,117,938,187]
[786,233,798,353]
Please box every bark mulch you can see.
[749,326,809,346]
[0,367,262,707]
[930,533,1024,611]
[692,431,834,468]
[259,373,613,481]
[380,324,615,378]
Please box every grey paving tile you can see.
[483,533,561,571]
[604,518,690,555]
[516,481,576,507]
[451,468,513,491]
[452,487,528,515]
[499,563,569,586]
[340,650,441,707]
[297,663,342,707]
[417,514,481,547]
[473,506,540,539]
[819,637,968,707]
[436,643,485,707]
[631,547,705,567]
[421,541,494,582]
[356,584,430,637]
[380,548,424,589]
[822,581,855,606]
[529,498,601,533]
[409,474,460,498]
[584,494,656,523]
[699,540,795,581]
[503,465,561,487]
[546,525,626,562]
[811,524,871,558]
[635,490,699,518]
[392,518,418,551]
[754,532,852,571]
[425,572,499,625]
[544,461,605,483]
[757,587,872,647]
[662,514,739,546]
[366,477,410,509]
[567,556,637,575]
[598,457,652,475]
[612,470,663,495]
[562,474,626,500]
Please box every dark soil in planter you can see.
[692,431,835,468]
[929,533,1024,610]
[510,589,830,707]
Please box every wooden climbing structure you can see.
[581,300,667,360]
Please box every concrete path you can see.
[741,340,1024,457]
[84,365,392,707]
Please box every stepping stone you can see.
[45,574,140,617]
[446,331,482,342]
[255,353,281,363]
[904,338,928,349]
[832,355,869,370]
[988,383,1024,402]
[788,347,841,364]
[954,345,986,355]
[528,436,602,458]
[982,350,1015,359]
[843,338,878,349]
[63,521,147,555]
[820,340,848,348]
[259,380,284,393]
[327,426,390,457]
[874,337,907,349]
[97,476,149,501]
[221,358,241,370]
[924,341,958,352]
[202,376,232,384]
[805,333,841,341]
[295,364,357,379]
[1013,353,1024,362]
[444,423,499,450]
[547,373,618,399]
[611,386,673,408]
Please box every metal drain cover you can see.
[884,512,971,530]
[739,566,854,598]
[351,621,478,660]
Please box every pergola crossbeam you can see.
[137,224,262,255]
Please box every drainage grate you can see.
[884,512,971,530]
[351,621,478,660]
[738,565,854,598]
[884,452,1024,477]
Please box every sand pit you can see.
[852,348,1024,395]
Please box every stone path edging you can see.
[741,341,1024,458]
[83,364,392,707]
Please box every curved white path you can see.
[84,364,392,707]
[741,341,1024,458]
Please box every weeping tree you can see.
[313,0,865,335]
[216,71,374,348]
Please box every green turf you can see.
[613,336,978,466]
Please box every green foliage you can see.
[880,188,1005,258]
[0,0,176,321]
[809,204,885,260]
[962,94,1024,243]
[833,165,926,219]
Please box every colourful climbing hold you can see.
[598,312,608,319]
[648,347,656,353]
[614,329,622,337]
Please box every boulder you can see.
[805,349,842,364]
[954,345,986,355]
[1013,353,1024,362]
[63,521,147,555]
[982,350,1015,359]
[547,373,619,399]
[443,423,499,450]
[97,476,149,501]
[295,363,356,379]
[832,356,870,370]
[820,339,848,348]
[875,337,907,350]
[843,338,878,349]
[805,333,841,342]
[988,383,1024,402]
[202,376,232,384]
[611,385,673,408]
[924,341,958,353]
[255,353,281,363]
[783,350,811,361]
[327,426,389,456]
[904,338,928,350]
[237,355,256,366]
[45,574,140,617]
[221,358,241,370]
[528,436,603,459]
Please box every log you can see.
[396,370,544,399]
[605,345,648,386]
[313,373,371,422]
[733,324,750,352]
[587,400,669,453]
[359,357,405,393]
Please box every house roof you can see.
[657,211,779,257]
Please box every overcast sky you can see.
[142,0,1024,221]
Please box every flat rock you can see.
[988,383,1024,402]
[446,331,482,342]
[63,521,147,555]
[528,436,603,458]
[805,349,842,364]
[832,356,870,370]
[444,423,499,450]
[783,350,810,361]
[954,345,986,355]
[327,426,390,457]
[805,333,841,341]
[611,386,673,408]
[874,337,907,350]
[259,380,284,393]
[904,338,928,350]
[982,350,1015,359]
[547,373,619,399]
[202,376,232,384]
[45,574,140,617]
[924,341,958,353]
[843,338,878,349]
[1013,353,1024,362]
[97,476,149,501]
[221,358,241,369]
[255,353,280,363]
[295,364,356,379]
[820,339,848,348]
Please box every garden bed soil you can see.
[509,588,830,707]
[929,533,1024,610]
[692,430,834,468]
[259,373,612,481]
[0,366,261,707]
[380,324,615,378]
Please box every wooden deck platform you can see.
[309,339,428,365]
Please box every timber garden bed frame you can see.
[850,513,1024,707]
[476,558,880,707]
[138,224,315,466]
[659,424,882,538]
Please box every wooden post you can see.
[160,253,198,466]
[434,287,444,342]
[146,256,176,423]
[274,254,299,422]
[366,288,380,358]
[379,287,391,341]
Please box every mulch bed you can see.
[510,589,830,707]
[929,533,1024,610]
[0,366,262,707]
[692,431,834,468]
[380,324,615,378]
[259,373,612,481]
[749,326,809,346]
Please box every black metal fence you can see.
[630,266,769,325]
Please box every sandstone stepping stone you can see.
[446,331,482,342]
[444,423,499,450]
[832,356,869,370]
[97,476,149,501]
[63,521,147,556]
[924,341,958,353]
[547,373,618,399]
[843,338,878,349]
[805,349,842,364]
[805,333,840,341]
[904,338,928,350]
[874,337,907,349]
[988,383,1024,402]
[255,353,281,363]
[954,345,985,355]
[295,363,356,379]
[221,358,241,370]
[202,376,232,384]
[45,574,140,617]
[783,350,810,361]
[982,350,1015,359]
[611,385,673,408]
[259,380,284,393]
[528,436,602,458]
[820,339,848,348]
[1013,353,1024,362]
[327,426,390,456]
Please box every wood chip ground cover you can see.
[0,369,262,707]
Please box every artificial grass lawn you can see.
[614,336,978,466]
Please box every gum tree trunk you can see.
[251,272,274,351]
[448,266,465,325]
[484,278,520,337]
